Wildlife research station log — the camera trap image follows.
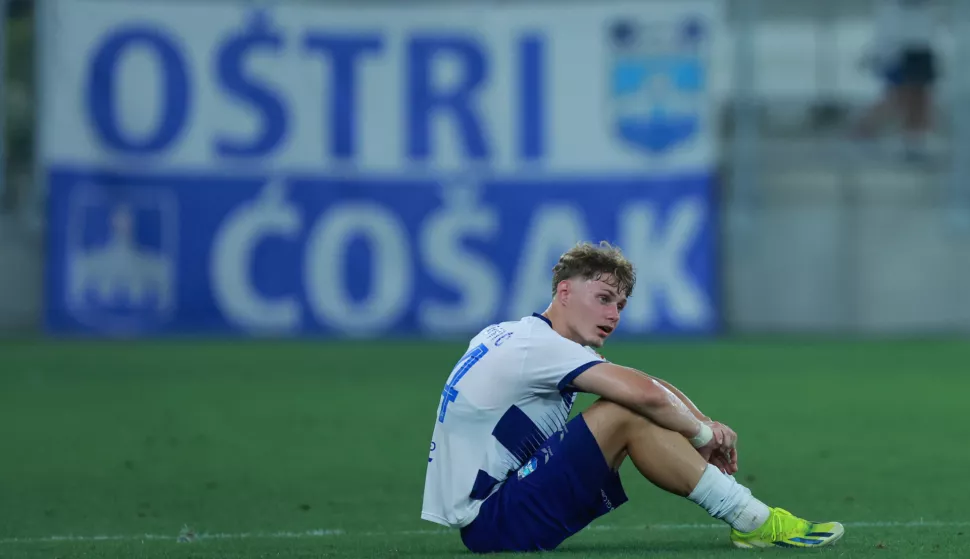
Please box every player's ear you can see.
[556,279,571,304]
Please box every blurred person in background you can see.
[0,0,35,213]
[852,0,942,161]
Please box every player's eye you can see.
[598,295,609,303]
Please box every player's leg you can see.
[852,67,902,140]
[582,398,707,496]
[581,399,844,549]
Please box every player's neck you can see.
[540,307,584,346]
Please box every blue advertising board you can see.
[40,0,722,337]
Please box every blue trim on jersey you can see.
[470,469,502,500]
[492,405,546,465]
[557,360,605,392]
[531,313,553,328]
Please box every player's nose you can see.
[605,305,620,322]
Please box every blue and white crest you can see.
[518,456,538,480]
[607,16,707,154]
[65,185,179,333]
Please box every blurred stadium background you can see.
[2,1,969,558]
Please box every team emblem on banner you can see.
[65,185,179,332]
[607,16,707,154]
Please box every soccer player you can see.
[421,241,844,552]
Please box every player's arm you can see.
[571,362,711,445]
[648,376,710,423]
[624,370,739,474]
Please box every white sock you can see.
[687,464,771,533]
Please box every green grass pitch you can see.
[1,338,967,558]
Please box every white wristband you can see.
[689,423,713,448]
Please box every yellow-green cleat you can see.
[730,507,844,549]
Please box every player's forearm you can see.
[634,380,706,441]
[652,377,710,423]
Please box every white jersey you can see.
[420,313,606,528]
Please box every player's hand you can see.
[709,449,733,475]
[692,421,722,462]
[711,421,737,449]
[693,421,738,470]
[708,421,739,475]
[709,446,738,475]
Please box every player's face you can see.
[565,276,626,348]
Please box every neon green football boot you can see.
[730,507,844,549]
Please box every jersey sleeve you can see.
[523,336,606,393]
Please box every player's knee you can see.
[582,399,642,439]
